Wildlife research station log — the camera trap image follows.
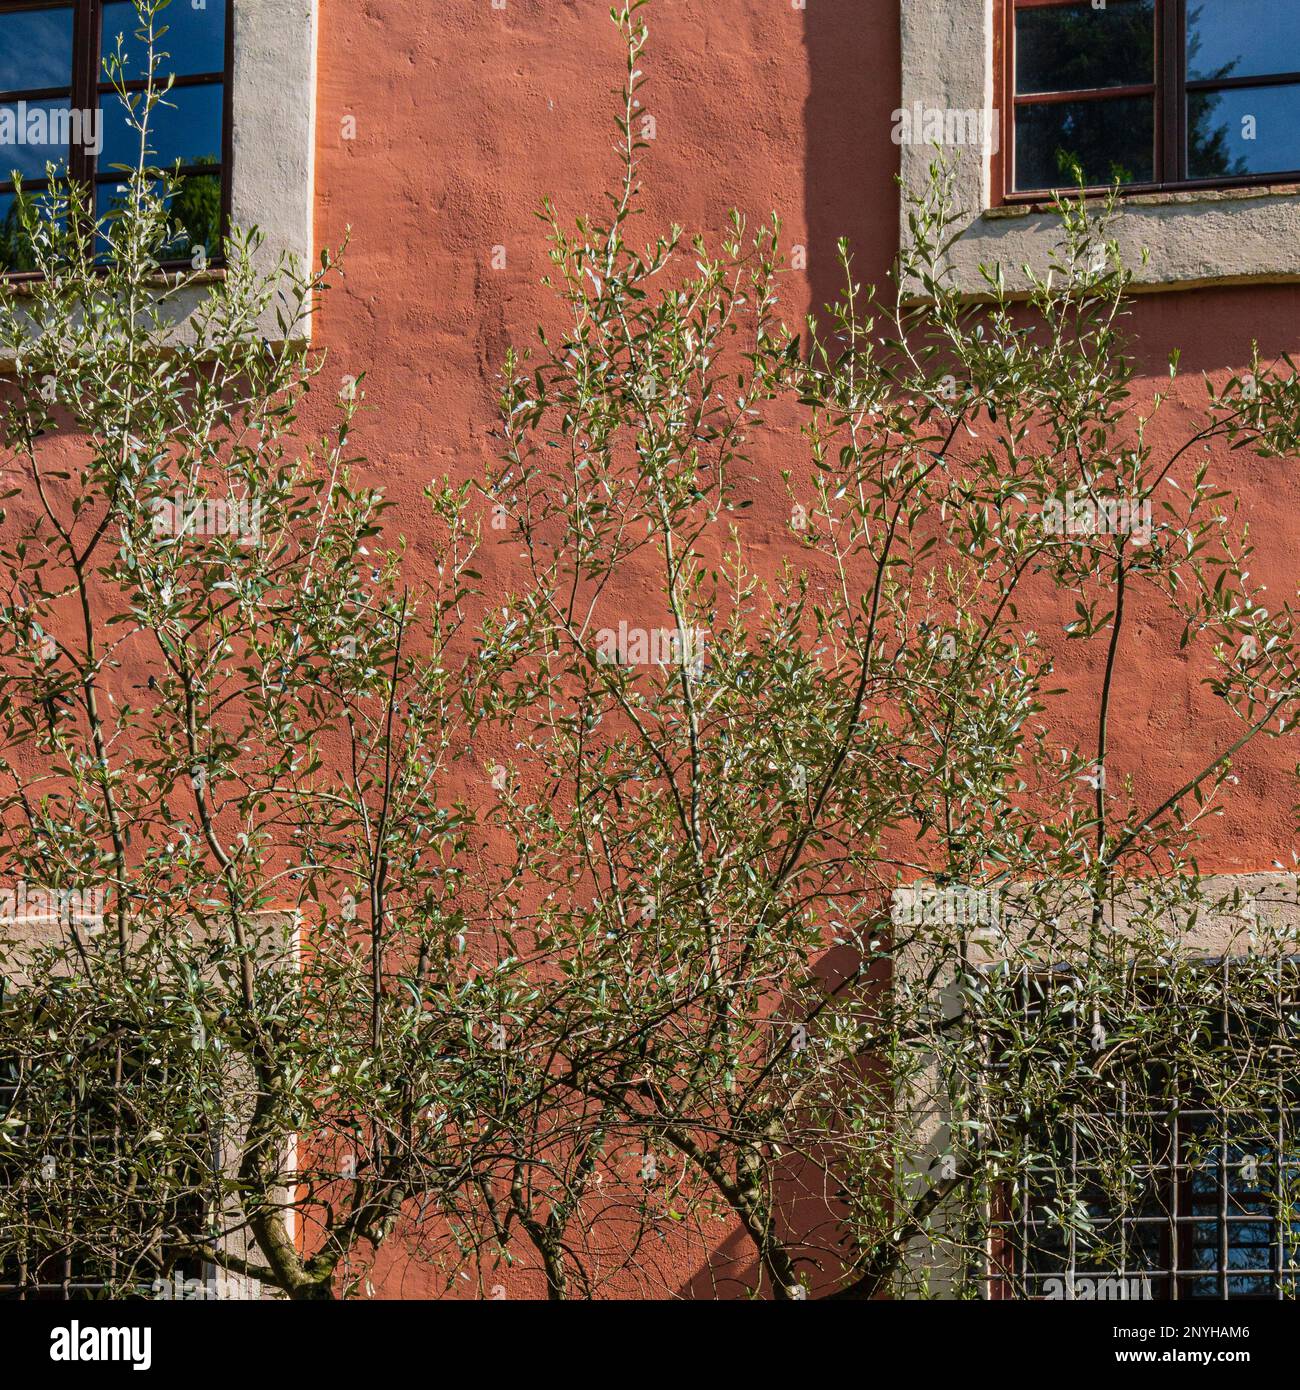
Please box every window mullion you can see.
[221,0,233,259]
[69,0,98,189]
[1174,0,1188,184]
[1157,0,1177,184]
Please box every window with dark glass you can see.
[0,0,230,273]
[1006,0,1300,196]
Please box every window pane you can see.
[0,191,38,273]
[0,99,72,183]
[1016,0,1154,96]
[0,6,73,94]
[99,83,223,171]
[1188,83,1300,180]
[96,170,222,262]
[101,0,227,81]
[1188,0,1300,83]
[1014,96,1154,191]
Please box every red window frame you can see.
[998,0,1300,204]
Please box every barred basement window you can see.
[982,960,1300,1300]
[0,0,232,274]
[1004,0,1300,197]
[0,985,215,1300]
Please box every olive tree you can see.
[4,0,1300,1305]
[472,0,1300,1299]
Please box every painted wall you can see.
[307,0,1300,1295]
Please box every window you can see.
[0,1,231,274]
[900,0,1300,297]
[984,962,1300,1300]
[0,910,295,1299]
[0,1002,212,1299]
[0,0,315,343]
[1006,0,1300,198]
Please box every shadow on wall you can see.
[801,0,902,331]
[665,0,903,1303]
[670,935,891,1300]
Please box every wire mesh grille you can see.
[980,959,1300,1300]
[0,1048,212,1300]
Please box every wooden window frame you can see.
[1000,0,1300,204]
[0,0,234,277]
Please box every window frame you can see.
[1000,0,1300,204]
[893,874,1300,1297]
[0,0,234,279]
[0,906,298,1300]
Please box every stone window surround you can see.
[0,907,300,1299]
[228,0,318,339]
[900,0,1300,297]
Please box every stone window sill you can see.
[984,182,1300,220]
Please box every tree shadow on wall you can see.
[668,0,902,1303]
[799,0,901,332]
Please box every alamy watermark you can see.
[0,880,104,931]
[49,1322,150,1370]
[1040,491,1152,546]
[0,103,102,157]
[890,883,1004,928]
[1043,1273,1154,1301]
[891,103,999,156]
[595,622,708,677]
[151,494,262,545]
[151,1270,264,1301]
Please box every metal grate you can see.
[981,959,1300,1300]
[0,1043,213,1301]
